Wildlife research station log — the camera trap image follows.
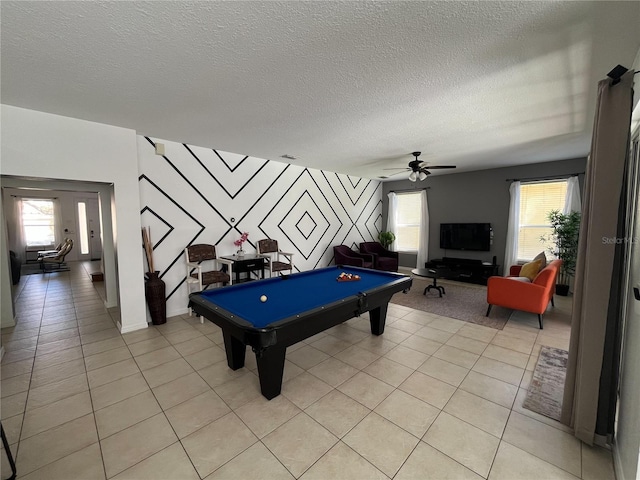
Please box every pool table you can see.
[188,265,412,399]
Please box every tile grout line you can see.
[6,265,112,477]
[3,265,581,479]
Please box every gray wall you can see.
[382,158,586,273]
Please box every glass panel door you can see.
[75,199,91,261]
[78,202,89,255]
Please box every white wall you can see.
[1,105,147,333]
[138,136,383,317]
[0,191,16,330]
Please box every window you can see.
[22,198,56,247]
[517,181,568,261]
[77,201,90,255]
[396,192,422,251]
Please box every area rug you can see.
[21,263,44,276]
[390,277,511,329]
[522,346,568,421]
[21,263,70,276]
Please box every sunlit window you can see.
[78,202,89,255]
[518,181,568,261]
[396,192,421,251]
[22,199,56,247]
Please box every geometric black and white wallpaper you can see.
[138,136,382,316]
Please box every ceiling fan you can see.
[384,151,456,181]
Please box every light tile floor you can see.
[0,263,616,479]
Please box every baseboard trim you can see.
[118,320,149,334]
[167,307,189,318]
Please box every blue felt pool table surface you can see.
[195,266,404,328]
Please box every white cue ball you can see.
[260,295,267,303]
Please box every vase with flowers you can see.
[234,232,249,257]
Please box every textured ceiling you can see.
[2,1,639,180]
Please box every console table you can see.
[425,257,499,286]
[220,254,266,284]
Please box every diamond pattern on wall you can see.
[296,212,317,240]
[362,199,384,240]
[214,150,248,172]
[140,207,173,250]
[335,173,372,206]
[183,144,271,199]
[269,188,335,261]
[138,136,382,316]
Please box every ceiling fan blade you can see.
[382,167,410,171]
[384,170,411,177]
[424,165,456,169]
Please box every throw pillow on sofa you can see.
[533,251,547,269]
[520,259,542,281]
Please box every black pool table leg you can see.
[255,346,287,400]
[222,330,246,369]
[369,303,388,336]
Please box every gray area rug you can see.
[523,346,569,421]
[390,277,511,330]
[21,263,70,275]
[21,263,44,275]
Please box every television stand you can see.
[425,257,499,286]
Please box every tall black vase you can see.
[145,271,167,325]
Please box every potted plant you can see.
[378,231,396,250]
[542,210,581,296]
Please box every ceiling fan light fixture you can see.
[383,150,455,180]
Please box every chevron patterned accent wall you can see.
[138,136,382,316]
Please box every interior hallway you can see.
[1,262,616,479]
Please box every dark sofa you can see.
[9,250,21,284]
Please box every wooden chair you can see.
[185,244,233,318]
[257,239,294,277]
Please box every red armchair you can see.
[333,245,374,269]
[359,242,399,272]
[486,259,561,329]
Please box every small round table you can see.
[411,268,450,297]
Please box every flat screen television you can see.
[440,223,492,251]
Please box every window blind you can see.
[22,198,56,247]
[396,192,421,251]
[518,181,568,261]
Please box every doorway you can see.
[1,177,117,310]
